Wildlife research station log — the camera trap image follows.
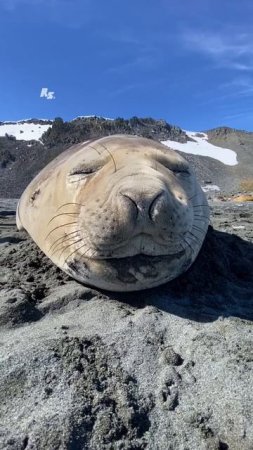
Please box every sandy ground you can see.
[0,198,253,450]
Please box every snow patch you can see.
[161,131,238,166]
[71,115,114,121]
[232,225,245,230]
[201,184,221,192]
[2,118,52,124]
[0,122,52,141]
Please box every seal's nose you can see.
[120,188,166,222]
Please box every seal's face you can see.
[18,135,209,291]
[46,136,209,291]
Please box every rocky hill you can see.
[206,127,253,193]
[0,116,253,198]
[0,116,188,198]
[42,116,188,147]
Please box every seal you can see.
[17,135,209,291]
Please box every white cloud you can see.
[197,76,253,107]
[182,29,253,71]
[220,77,253,99]
[222,110,253,121]
[184,32,252,57]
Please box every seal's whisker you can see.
[48,212,79,225]
[56,203,85,212]
[180,243,185,252]
[155,148,158,172]
[50,234,82,256]
[98,142,117,173]
[89,141,117,173]
[188,193,200,201]
[58,238,84,259]
[49,230,81,252]
[51,238,83,258]
[45,222,78,240]
[80,246,93,257]
[193,214,210,218]
[182,237,194,254]
[192,225,206,235]
[64,243,87,265]
[51,235,79,256]
[194,217,210,223]
[88,144,102,156]
[80,247,98,260]
[187,231,201,244]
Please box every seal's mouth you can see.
[67,249,187,288]
[83,232,184,259]
[99,250,185,262]
[87,249,184,261]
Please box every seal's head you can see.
[17,135,209,291]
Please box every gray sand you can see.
[0,199,253,450]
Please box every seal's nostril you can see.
[148,191,165,222]
[121,193,138,211]
[120,193,139,222]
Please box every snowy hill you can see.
[0,119,52,141]
[0,118,239,166]
[162,131,238,166]
[0,116,252,197]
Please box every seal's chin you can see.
[65,248,190,292]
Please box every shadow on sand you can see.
[111,227,253,323]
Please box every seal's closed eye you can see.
[70,166,100,176]
[154,151,190,175]
[68,164,103,183]
[172,167,191,178]
[157,158,191,177]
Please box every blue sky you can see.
[1,0,253,130]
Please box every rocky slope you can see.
[206,127,253,194]
[0,117,187,198]
[0,117,253,197]
[0,199,253,449]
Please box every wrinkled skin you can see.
[17,135,209,291]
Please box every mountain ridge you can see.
[1,117,253,133]
[0,116,252,198]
